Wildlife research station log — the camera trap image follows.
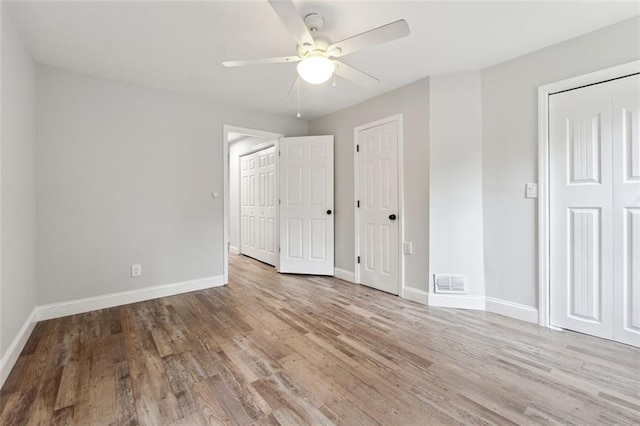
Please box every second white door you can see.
[279,136,334,275]
[356,118,400,295]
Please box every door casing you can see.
[353,114,405,295]
[537,60,640,328]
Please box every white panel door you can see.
[240,154,258,260]
[255,146,277,265]
[279,136,334,275]
[550,73,640,347]
[612,74,640,347]
[240,146,277,266]
[550,81,614,339]
[357,120,399,295]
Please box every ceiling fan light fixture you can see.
[297,55,335,84]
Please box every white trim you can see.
[333,267,355,283]
[485,297,539,324]
[229,245,240,255]
[429,294,486,310]
[0,3,3,372]
[425,294,538,323]
[537,60,640,328]
[0,308,37,388]
[353,114,404,295]
[223,125,283,283]
[36,276,224,321]
[353,127,359,283]
[401,287,429,305]
[238,140,276,158]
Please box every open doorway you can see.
[223,125,283,283]
[223,126,336,284]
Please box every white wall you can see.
[429,71,485,297]
[482,16,640,307]
[0,8,37,358]
[309,78,430,291]
[229,136,275,253]
[36,65,307,305]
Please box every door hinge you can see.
[279,150,281,156]
[279,199,281,205]
[357,256,360,264]
[279,247,281,253]
[357,200,360,208]
[356,144,360,153]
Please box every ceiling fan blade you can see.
[222,56,301,67]
[286,75,300,98]
[268,0,316,49]
[328,20,410,58]
[334,61,380,87]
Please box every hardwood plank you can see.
[50,406,74,426]
[115,360,138,426]
[0,388,38,425]
[54,360,79,410]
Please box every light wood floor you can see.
[1,254,639,425]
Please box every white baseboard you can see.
[334,268,355,283]
[485,297,539,324]
[401,287,429,305]
[0,308,37,388]
[429,293,486,310]
[425,294,538,323]
[229,245,240,255]
[36,275,225,321]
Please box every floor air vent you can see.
[434,274,467,294]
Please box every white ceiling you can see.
[6,1,639,120]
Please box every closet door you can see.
[612,74,640,347]
[549,79,614,340]
[240,153,258,260]
[550,73,640,347]
[255,146,277,266]
[240,146,277,266]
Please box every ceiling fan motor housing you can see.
[297,38,330,57]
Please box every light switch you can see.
[525,183,538,198]
[404,241,413,255]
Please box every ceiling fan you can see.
[222,0,410,88]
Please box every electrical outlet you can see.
[404,241,413,255]
[131,264,142,278]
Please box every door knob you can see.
[389,214,397,220]
[327,210,332,215]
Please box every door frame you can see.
[223,125,283,284]
[237,141,276,259]
[353,114,405,295]
[537,60,640,328]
